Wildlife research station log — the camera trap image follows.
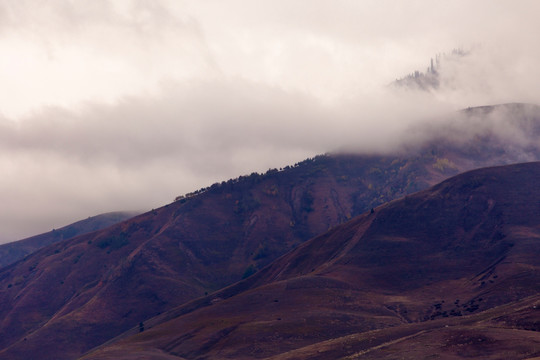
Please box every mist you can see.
[1,0,540,242]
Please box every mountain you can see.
[0,104,540,359]
[392,49,468,91]
[0,211,139,269]
[81,162,540,359]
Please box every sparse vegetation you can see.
[253,243,269,260]
[301,191,314,212]
[234,193,261,214]
[242,264,258,279]
[96,232,129,250]
[433,157,458,172]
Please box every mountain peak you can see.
[392,48,468,91]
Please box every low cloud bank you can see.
[1,1,540,242]
[1,73,539,242]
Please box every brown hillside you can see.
[0,104,540,359]
[81,162,540,359]
[0,211,139,269]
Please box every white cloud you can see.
[1,0,540,242]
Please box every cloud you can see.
[0,77,446,241]
[0,0,217,118]
[1,1,540,242]
[0,74,486,242]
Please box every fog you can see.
[1,0,539,242]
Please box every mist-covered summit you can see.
[392,48,468,90]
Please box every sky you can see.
[1,0,540,242]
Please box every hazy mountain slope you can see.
[1,104,540,359]
[81,162,540,360]
[0,211,139,269]
[0,155,438,360]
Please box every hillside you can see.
[0,104,539,359]
[0,212,139,269]
[82,162,540,359]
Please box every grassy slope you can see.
[81,162,540,360]
[2,104,540,359]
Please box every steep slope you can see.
[0,211,139,269]
[0,155,436,360]
[0,103,540,359]
[82,162,540,359]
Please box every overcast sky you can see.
[1,0,540,242]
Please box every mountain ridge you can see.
[0,211,140,269]
[81,161,540,359]
[1,103,540,359]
